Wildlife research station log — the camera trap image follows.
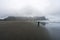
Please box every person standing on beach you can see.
[38,22,40,27]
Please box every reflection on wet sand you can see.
[0,21,50,40]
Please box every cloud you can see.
[0,0,60,21]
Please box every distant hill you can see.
[0,16,47,21]
[33,16,47,21]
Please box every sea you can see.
[45,22,60,40]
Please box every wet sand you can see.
[0,21,50,40]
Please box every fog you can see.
[0,0,60,21]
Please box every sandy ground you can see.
[0,21,50,40]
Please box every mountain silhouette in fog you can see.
[1,16,47,21]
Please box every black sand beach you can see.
[0,21,50,40]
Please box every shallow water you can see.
[45,23,60,40]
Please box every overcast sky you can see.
[0,0,60,21]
